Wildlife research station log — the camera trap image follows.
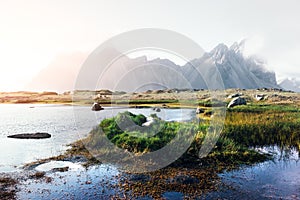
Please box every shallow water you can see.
[17,164,121,200]
[0,104,194,172]
[201,146,300,200]
[2,104,300,199]
[16,146,300,200]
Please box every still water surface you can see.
[1,104,299,199]
[0,104,194,172]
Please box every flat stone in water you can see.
[7,132,51,139]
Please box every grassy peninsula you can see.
[59,99,299,198]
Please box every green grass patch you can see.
[228,104,299,113]
[83,111,269,168]
[223,108,300,150]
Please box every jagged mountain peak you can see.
[229,39,246,54]
[213,43,229,52]
[207,39,247,58]
[209,43,229,63]
[186,41,279,90]
[207,40,248,64]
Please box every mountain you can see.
[279,78,300,92]
[94,55,187,92]
[184,40,279,90]
[25,52,87,93]
[96,40,280,91]
[27,41,280,92]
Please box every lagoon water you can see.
[1,104,299,199]
[201,146,300,200]
[0,104,194,172]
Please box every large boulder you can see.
[152,107,161,112]
[227,97,246,108]
[227,93,243,98]
[255,94,266,101]
[196,107,205,114]
[91,103,103,111]
[7,132,51,139]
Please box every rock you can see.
[91,102,103,111]
[196,107,205,114]
[227,97,246,108]
[255,94,265,101]
[142,117,156,126]
[51,166,69,172]
[29,171,46,179]
[152,107,161,112]
[227,93,243,98]
[153,90,164,94]
[7,132,51,139]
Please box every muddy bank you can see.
[0,175,18,200]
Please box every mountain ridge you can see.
[26,41,282,92]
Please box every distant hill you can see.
[279,78,300,92]
[25,52,87,93]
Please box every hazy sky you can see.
[0,0,299,91]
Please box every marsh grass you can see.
[82,111,269,169]
[224,104,300,152]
